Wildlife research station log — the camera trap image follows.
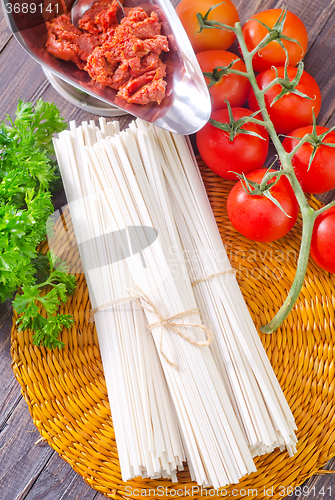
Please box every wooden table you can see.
[0,0,334,498]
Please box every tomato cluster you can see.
[177,0,335,273]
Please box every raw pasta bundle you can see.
[55,118,255,487]
[54,115,297,489]
[126,119,297,457]
[84,127,256,488]
[54,120,186,482]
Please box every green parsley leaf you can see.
[0,99,75,350]
[13,252,76,349]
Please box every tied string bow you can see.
[89,267,236,322]
[90,269,235,366]
[126,288,213,368]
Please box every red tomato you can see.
[227,169,299,242]
[242,9,308,73]
[196,50,250,111]
[248,66,321,135]
[176,0,239,53]
[196,108,269,180]
[282,126,335,194]
[311,207,335,273]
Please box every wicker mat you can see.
[11,159,335,499]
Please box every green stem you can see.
[261,78,282,94]
[249,31,277,57]
[287,134,312,158]
[222,68,254,78]
[239,115,272,127]
[260,207,316,333]
[233,22,317,333]
[316,198,335,215]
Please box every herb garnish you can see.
[0,100,75,348]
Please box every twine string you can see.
[126,288,213,368]
[89,269,233,362]
[89,296,133,323]
[191,268,236,287]
[90,269,237,320]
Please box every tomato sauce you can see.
[46,0,169,104]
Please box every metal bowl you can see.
[3,0,211,134]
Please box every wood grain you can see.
[304,13,335,126]
[0,0,334,498]
[0,397,54,498]
[0,39,46,120]
[291,457,335,500]
[22,453,106,500]
[0,11,12,53]
[0,300,12,330]
[0,313,20,429]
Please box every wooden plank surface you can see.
[0,0,334,498]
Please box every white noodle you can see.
[54,116,297,489]
[54,123,186,482]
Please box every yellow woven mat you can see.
[11,159,335,499]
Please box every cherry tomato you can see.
[248,66,322,135]
[196,107,269,180]
[196,50,250,111]
[227,169,299,242]
[176,0,239,53]
[242,9,308,73]
[282,126,335,194]
[311,207,335,273]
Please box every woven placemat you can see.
[11,159,335,499]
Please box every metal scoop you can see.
[3,0,211,135]
[71,0,125,28]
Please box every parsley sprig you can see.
[13,253,76,349]
[0,99,75,349]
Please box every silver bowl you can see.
[3,0,211,134]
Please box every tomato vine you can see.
[198,5,335,333]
